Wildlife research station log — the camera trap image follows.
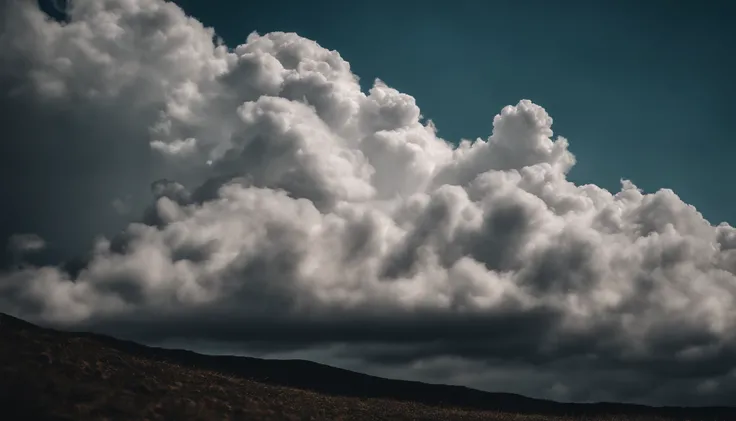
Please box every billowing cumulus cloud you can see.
[2,0,736,406]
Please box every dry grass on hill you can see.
[0,314,706,421]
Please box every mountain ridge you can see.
[1,312,734,421]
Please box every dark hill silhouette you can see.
[1,312,734,421]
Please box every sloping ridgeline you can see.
[1,312,734,421]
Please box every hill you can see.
[1,312,733,421]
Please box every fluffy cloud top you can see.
[2,0,736,406]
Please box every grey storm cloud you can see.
[2,0,736,406]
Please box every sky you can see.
[171,0,736,225]
[1,0,736,407]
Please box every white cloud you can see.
[1,0,736,405]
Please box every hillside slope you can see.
[1,313,733,421]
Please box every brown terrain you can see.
[1,312,733,421]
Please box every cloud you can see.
[2,0,736,406]
[7,234,46,254]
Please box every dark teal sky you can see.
[175,0,735,225]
